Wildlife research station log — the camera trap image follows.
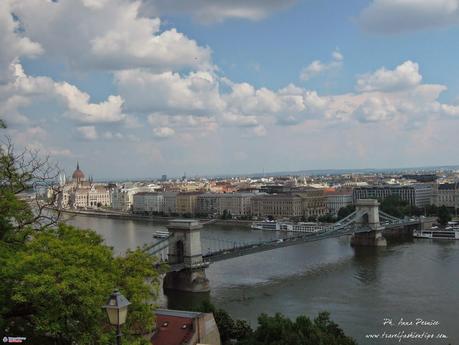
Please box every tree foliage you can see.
[337,205,356,220]
[194,301,356,345]
[437,205,451,226]
[240,312,357,345]
[0,224,161,344]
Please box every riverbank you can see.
[56,208,253,227]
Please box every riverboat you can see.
[153,231,170,239]
[251,221,325,233]
[413,227,459,240]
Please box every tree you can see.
[222,209,233,220]
[242,312,357,345]
[193,301,253,344]
[337,205,355,220]
[379,195,410,218]
[318,213,336,223]
[0,136,62,243]
[437,206,451,226]
[0,224,161,345]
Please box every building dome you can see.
[72,162,85,181]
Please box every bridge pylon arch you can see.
[163,220,210,293]
[350,199,387,247]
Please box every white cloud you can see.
[0,1,42,82]
[55,83,125,124]
[153,126,175,138]
[356,61,422,92]
[0,62,127,127]
[300,50,343,81]
[116,69,224,115]
[221,113,259,127]
[359,0,459,34]
[10,0,212,72]
[76,126,99,140]
[140,0,296,23]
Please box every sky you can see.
[2,0,459,179]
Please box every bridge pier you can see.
[163,220,210,293]
[351,199,387,247]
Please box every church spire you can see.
[77,161,80,170]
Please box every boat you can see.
[251,221,325,233]
[153,231,170,239]
[413,227,459,240]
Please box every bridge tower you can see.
[163,220,210,293]
[350,199,387,247]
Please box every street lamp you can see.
[102,289,131,345]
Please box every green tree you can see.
[221,209,233,220]
[379,195,413,218]
[1,224,160,344]
[318,213,336,223]
[194,301,253,344]
[437,206,451,226]
[337,205,355,220]
[243,312,357,345]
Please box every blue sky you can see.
[2,0,459,179]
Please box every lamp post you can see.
[102,289,131,345]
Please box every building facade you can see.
[162,192,178,215]
[217,193,254,217]
[295,188,328,218]
[251,194,303,218]
[353,184,432,207]
[196,193,219,216]
[176,192,200,215]
[326,192,353,215]
[132,192,164,214]
[432,182,459,211]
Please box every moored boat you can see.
[413,227,459,240]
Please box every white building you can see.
[58,163,111,209]
[326,192,353,215]
[432,182,459,211]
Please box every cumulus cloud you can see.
[140,0,296,23]
[10,0,212,71]
[356,61,422,92]
[116,69,224,115]
[76,126,99,140]
[1,63,126,125]
[359,0,459,34]
[300,50,343,81]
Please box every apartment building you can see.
[176,192,200,215]
[217,193,254,217]
[353,184,432,207]
[132,192,164,214]
[432,182,459,210]
[251,194,303,218]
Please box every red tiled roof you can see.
[151,314,195,345]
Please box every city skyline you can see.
[2,0,459,179]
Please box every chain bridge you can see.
[143,199,432,293]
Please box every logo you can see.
[2,337,27,343]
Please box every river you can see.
[64,213,458,345]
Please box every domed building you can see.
[72,162,85,184]
[56,162,111,209]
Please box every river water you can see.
[64,213,458,345]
